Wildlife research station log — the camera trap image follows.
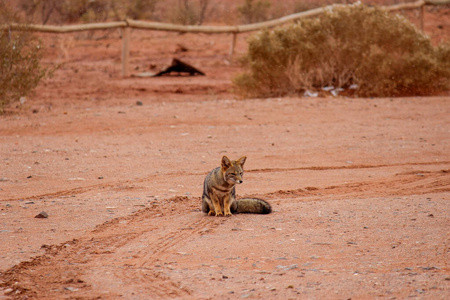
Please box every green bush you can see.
[234,3,450,98]
[0,4,51,113]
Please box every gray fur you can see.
[202,157,271,215]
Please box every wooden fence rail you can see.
[1,0,449,76]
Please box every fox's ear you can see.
[221,156,232,169]
[237,156,247,166]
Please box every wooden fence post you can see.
[419,3,425,31]
[229,32,237,60]
[121,27,130,77]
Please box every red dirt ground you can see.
[1,6,450,300]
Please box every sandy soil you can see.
[1,6,450,299]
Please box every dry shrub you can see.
[234,3,450,98]
[0,3,51,113]
[124,0,159,20]
[238,0,271,24]
[19,0,115,24]
[169,0,209,25]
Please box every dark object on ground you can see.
[35,211,49,218]
[134,58,205,77]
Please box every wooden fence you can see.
[2,0,449,77]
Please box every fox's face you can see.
[221,156,247,185]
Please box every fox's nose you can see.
[236,179,243,184]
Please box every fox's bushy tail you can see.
[235,198,272,214]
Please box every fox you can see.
[202,156,272,216]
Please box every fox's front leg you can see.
[223,194,233,217]
[211,194,223,217]
[203,196,215,216]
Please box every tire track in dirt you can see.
[257,168,450,203]
[113,216,226,298]
[0,224,152,298]
[0,196,226,299]
[247,160,450,174]
[134,217,224,268]
[74,205,225,298]
[1,170,449,298]
[2,160,448,202]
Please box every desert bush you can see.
[19,0,112,24]
[238,0,271,24]
[124,0,159,20]
[110,0,159,21]
[170,0,209,25]
[0,3,51,113]
[234,3,450,98]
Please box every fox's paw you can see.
[208,211,215,216]
[215,212,223,217]
[224,212,232,217]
